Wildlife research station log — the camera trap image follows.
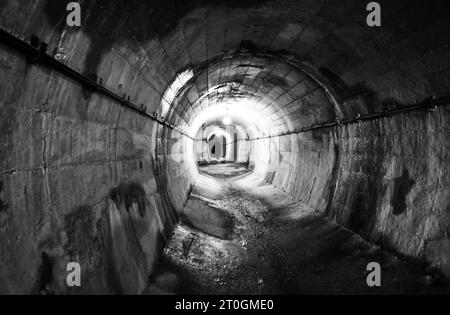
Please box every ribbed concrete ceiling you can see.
[167,53,336,137]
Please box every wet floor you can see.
[145,168,449,295]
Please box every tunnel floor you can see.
[198,163,250,179]
[145,172,449,295]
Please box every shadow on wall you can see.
[319,66,414,116]
[29,181,175,295]
[109,182,147,218]
[0,181,10,214]
[392,169,415,216]
[43,0,266,75]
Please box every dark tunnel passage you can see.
[0,0,450,295]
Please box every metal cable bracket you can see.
[0,28,195,140]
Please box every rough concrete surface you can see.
[0,0,449,294]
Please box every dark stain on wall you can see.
[392,169,415,216]
[64,205,97,258]
[151,142,180,230]
[64,201,150,294]
[96,207,123,294]
[345,140,388,237]
[109,182,147,218]
[324,140,340,217]
[36,252,54,294]
[348,177,385,237]
[0,105,16,171]
[0,182,9,213]
[347,188,366,234]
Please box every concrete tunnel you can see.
[0,0,449,295]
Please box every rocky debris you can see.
[182,237,195,258]
[145,181,450,295]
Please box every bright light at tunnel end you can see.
[223,116,232,125]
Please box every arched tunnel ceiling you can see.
[167,53,336,137]
[6,0,448,135]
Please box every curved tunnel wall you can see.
[0,1,196,294]
[0,0,449,294]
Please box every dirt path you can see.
[145,177,449,295]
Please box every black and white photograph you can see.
[0,0,449,302]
